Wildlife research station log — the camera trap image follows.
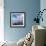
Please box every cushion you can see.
[17,37,25,46]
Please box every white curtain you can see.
[0,0,4,42]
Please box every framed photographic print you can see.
[10,12,25,27]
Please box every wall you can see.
[4,0,40,42]
[40,0,46,27]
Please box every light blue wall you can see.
[40,0,46,27]
[4,0,40,42]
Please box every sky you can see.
[11,13,24,23]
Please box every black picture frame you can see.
[10,12,26,28]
